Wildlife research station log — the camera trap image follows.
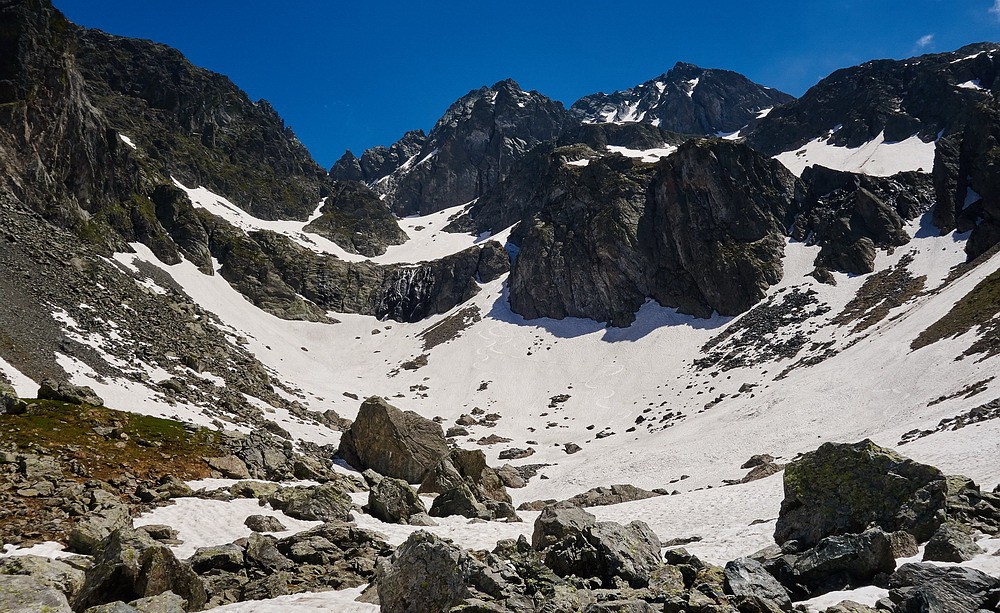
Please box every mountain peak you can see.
[491,77,523,92]
[570,64,793,135]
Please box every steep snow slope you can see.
[773,130,937,177]
[175,181,509,265]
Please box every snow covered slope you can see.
[85,204,998,572]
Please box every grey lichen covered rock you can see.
[243,515,287,533]
[0,574,73,612]
[0,554,86,608]
[419,448,518,521]
[774,440,947,546]
[921,522,983,562]
[75,527,206,611]
[38,379,104,406]
[337,397,449,483]
[723,557,792,613]
[68,498,133,555]
[787,529,895,596]
[375,531,484,613]
[368,477,427,524]
[266,484,353,522]
[887,563,1000,613]
[531,505,661,588]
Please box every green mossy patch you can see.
[0,399,222,481]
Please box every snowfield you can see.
[20,197,1000,610]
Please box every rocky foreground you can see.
[1,386,998,612]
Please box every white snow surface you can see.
[606,144,678,162]
[0,355,36,397]
[118,133,137,149]
[774,131,936,177]
[210,587,375,613]
[958,79,985,90]
[134,497,322,559]
[0,541,76,559]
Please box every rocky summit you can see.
[2,1,1000,612]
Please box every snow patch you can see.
[606,144,678,162]
[774,131,935,177]
[957,79,985,90]
[0,356,36,396]
[134,497,322,559]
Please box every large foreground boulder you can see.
[531,505,661,588]
[375,531,493,613]
[774,440,947,546]
[775,440,1000,549]
[337,397,449,483]
[75,528,206,611]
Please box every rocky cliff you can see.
[509,139,801,325]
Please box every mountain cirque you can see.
[2,1,1000,612]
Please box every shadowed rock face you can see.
[795,166,935,275]
[74,29,328,222]
[745,43,1000,156]
[933,101,1000,259]
[571,61,794,136]
[508,139,801,326]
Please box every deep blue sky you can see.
[56,1,1000,168]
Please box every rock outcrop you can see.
[795,166,935,275]
[197,216,508,323]
[302,180,407,257]
[509,139,801,325]
[337,397,449,483]
[932,101,1000,259]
